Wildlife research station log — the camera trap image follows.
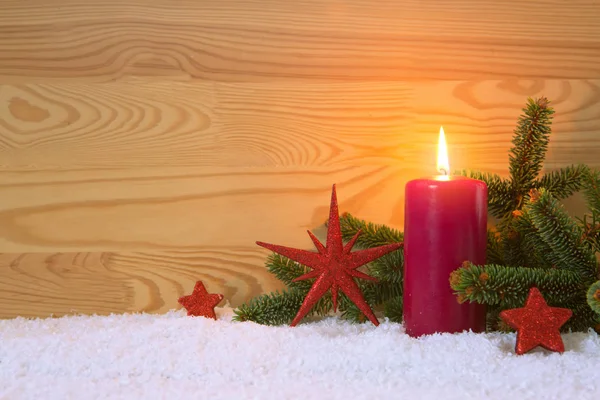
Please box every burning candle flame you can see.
[437,126,450,176]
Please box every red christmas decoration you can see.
[256,184,403,327]
[178,281,224,319]
[499,287,572,355]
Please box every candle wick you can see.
[439,168,448,176]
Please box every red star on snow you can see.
[257,184,403,327]
[178,281,224,319]
[500,287,572,355]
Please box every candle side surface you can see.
[403,176,487,337]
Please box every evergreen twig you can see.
[267,253,312,290]
[582,168,600,216]
[508,97,554,196]
[511,209,556,269]
[536,164,589,200]
[499,217,529,268]
[457,98,587,222]
[486,229,505,265]
[587,280,600,318]
[449,262,584,308]
[233,290,316,325]
[383,296,403,323]
[525,189,597,281]
[580,169,600,254]
[338,213,403,248]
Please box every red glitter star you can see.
[256,184,403,327]
[178,281,224,319]
[499,287,572,355]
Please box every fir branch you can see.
[350,277,380,307]
[536,164,589,200]
[449,262,583,309]
[499,219,529,268]
[508,97,554,193]
[582,168,600,216]
[450,263,597,331]
[337,283,402,324]
[587,280,600,317]
[232,289,326,325]
[457,170,514,218]
[369,250,404,285]
[511,209,555,269]
[339,302,370,324]
[383,295,403,323]
[578,213,600,254]
[266,253,313,290]
[337,265,401,323]
[525,188,597,280]
[450,263,596,331]
[485,306,504,332]
[338,213,403,248]
[486,229,505,265]
[355,246,404,306]
[562,296,600,332]
[372,281,402,306]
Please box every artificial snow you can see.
[0,308,598,400]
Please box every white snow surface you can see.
[0,307,599,400]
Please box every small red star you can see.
[178,281,224,319]
[257,184,403,327]
[499,287,572,355]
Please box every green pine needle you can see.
[485,306,504,332]
[369,250,404,285]
[266,253,313,291]
[383,295,403,323]
[525,189,597,280]
[587,280,600,316]
[232,290,307,325]
[486,229,505,265]
[536,164,589,200]
[449,262,583,309]
[449,262,594,331]
[511,209,555,269]
[509,97,554,192]
[582,168,600,216]
[564,298,600,332]
[338,213,403,248]
[499,220,529,268]
[339,302,370,324]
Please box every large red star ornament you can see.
[178,281,224,319]
[256,184,403,327]
[499,287,572,355]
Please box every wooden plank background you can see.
[1,0,599,318]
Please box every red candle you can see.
[403,127,487,337]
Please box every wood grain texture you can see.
[0,249,284,318]
[2,80,600,169]
[1,0,599,318]
[1,0,600,83]
[0,165,407,253]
